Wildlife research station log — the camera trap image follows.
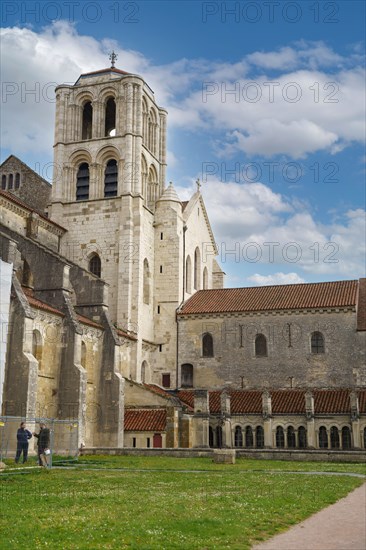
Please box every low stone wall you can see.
[81,447,366,462]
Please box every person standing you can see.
[15,422,32,463]
[33,422,50,467]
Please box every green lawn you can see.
[1,456,365,549]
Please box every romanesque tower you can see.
[50,58,168,378]
[50,58,221,388]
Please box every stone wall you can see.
[0,155,51,213]
[177,309,362,389]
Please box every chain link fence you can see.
[0,416,79,468]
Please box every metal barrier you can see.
[0,416,79,468]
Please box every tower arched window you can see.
[15,173,20,189]
[89,254,101,278]
[82,101,93,140]
[8,174,13,190]
[181,364,193,388]
[311,331,325,354]
[330,426,340,449]
[255,334,267,357]
[276,426,285,448]
[256,426,264,448]
[143,259,151,304]
[76,163,90,201]
[341,426,351,449]
[234,426,243,447]
[105,97,116,136]
[147,165,158,207]
[202,333,214,357]
[319,426,328,448]
[148,108,157,154]
[245,426,254,447]
[203,267,208,289]
[1,175,6,190]
[104,159,118,197]
[142,98,148,145]
[186,256,192,293]
[194,247,201,290]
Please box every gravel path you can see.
[252,482,366,550]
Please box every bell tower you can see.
[50,58,168,336]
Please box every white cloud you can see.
[1,25,364,161]
[247,272,306,286]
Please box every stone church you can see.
[1,63,365,454]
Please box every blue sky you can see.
[1,0,365,286]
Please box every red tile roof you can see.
[179,280,358,315]
[21,287,64,317]
[359,390,366,414]
[230,390,263,413]
[124,409,166,431]
[271,390,306,413]
[314,389,351,414]
[0,190,66,231]
[176,388,365,415]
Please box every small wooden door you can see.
[153,433,162,448]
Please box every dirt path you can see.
[252,482,366,550]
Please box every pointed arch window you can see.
[89,254,101,278]
[311,331,324,354]
[255,334,267,357]
[1,175,6,190]
[276,426,285,448]
[202,333,213,357]
[104,159,118,197]
[81,341,87,370]
[194,247,201,290]
[76,163,90,200]
[105,97,116,136]
[234,426,243,447]
[8,174,13,190]
[82,101,93,140]
[15,173,20,189]
[319,426,328,448]
[256,426,264,448]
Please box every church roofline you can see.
[0,155,52,188]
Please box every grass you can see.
[1,456,365,549]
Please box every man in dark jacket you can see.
[33,422,50,466]
[15,422,32,463]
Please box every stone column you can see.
[92,100,104,139]
[350,391,361,449]
[305,391,316,449]
[220,390,232,448]
[262,391,272,448]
